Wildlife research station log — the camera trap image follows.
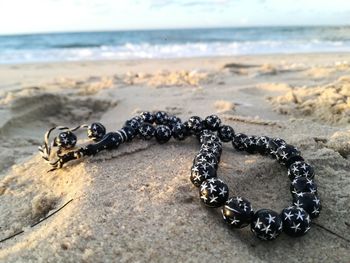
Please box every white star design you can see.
[284,211,293,221]
[313,197,320,205]
[303,170,309,177]
[261,224,271,234]
[296,210,304,221]
[200,194,207,202]
[280,151,288,160]
[200,182,207,192]
[294,200,303,209]
[208,161,216,168]
[201,163,208,170]
[193,173,201,182]
[254,218,263,229]
[301,163,307,170]
[208,178,216,184]
[311,206,320,215]
[291,222,301,233]
[203,170,210,179]
[266,214,276,224]
[306,178,313,185]
[230,217,240,225]
[292,166,299,173]
[209,184,217,193]
[218,187,227,197]
[304,226,311,233]
[209,195,218,203]
[269,231,278,239]
[236,196,243,203]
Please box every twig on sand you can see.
[223,115,284,128]
[312,222,350,243]
[0,199,73,243]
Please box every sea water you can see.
[0,26,350,64]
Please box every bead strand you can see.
[39,111,321,241]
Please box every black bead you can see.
[199,178,229,208]
[290,177,317,197]
[124,118,141,130]
[55,131,77,149]
[281,206,311,237]
[87,122,106,141]
[268,138,286,159]
[222,196,254,228]
[232,133,248,151]
[187,116,204,134]
[217,125,235,142]
[243,135,258,154]
[182,121,192,136]
[155,111,169,125]
[250,209,283,241]
[168,115,182,126]
[288,161,315,181]
[138,123,155,140]
[276,144,304,167]
[155,125,172,144]
[255,136,270,155]
[121,126,136,142]
[172,123,187,141]
[199,143,222,162]
[204,115,221,131]
[140,111,155,124]
[193,152,219,169]
[293,192,321,219]
[190,162,217,187]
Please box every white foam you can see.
[1,40,350,64]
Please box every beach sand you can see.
[0,54,349,262]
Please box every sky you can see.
[0,0,349,35]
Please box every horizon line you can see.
[1,24,350,37]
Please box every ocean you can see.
[0,26,350,64]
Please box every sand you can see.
[0,54,349,262]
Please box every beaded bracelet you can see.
[39,111,321,241]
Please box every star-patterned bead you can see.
[155,125,172,144]
[293,192,321,219]
[87,122,106,141]
[232,133,248,151]
[187,116,204,134]
[193,152,219,169]
[250,209,283,241]
[199,144,222,162]
[267,138,286,159]
[138,123,155,140]
[155,111,169,125]
[217,125,235,142]
[290,177,317,197]
[222,196,254,228]
[198,130,215,144]
[54,131,77,149]
[243,135,258,154]
[281,206,311,237]
[124,118,142,130]
[199,178,229,208]
[204,114,221,131]
[140,111,155,124]
[255,136,270,155]
[168,115,182,127]
[190,162,217,187]
[288,161,315,181]
[276,144,304,167]
[172,123,187,141]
